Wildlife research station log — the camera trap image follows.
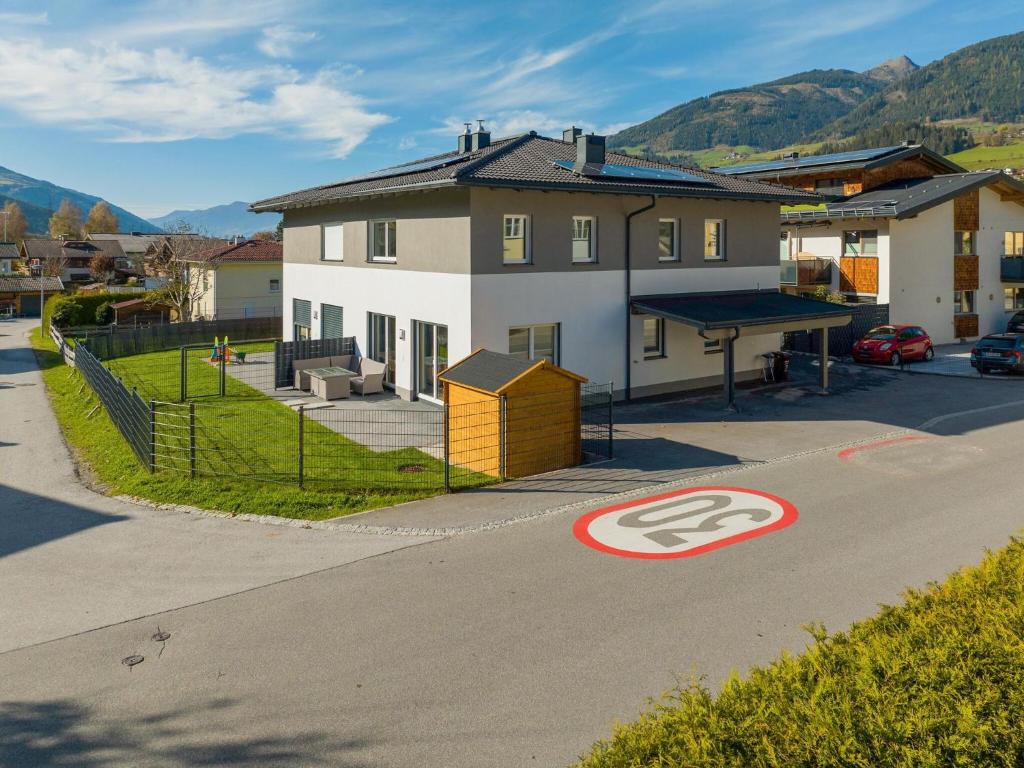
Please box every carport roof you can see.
[631,290,852,331]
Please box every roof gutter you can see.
[625,195,657,401]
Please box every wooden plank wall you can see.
[839,256,879,294]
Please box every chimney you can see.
[471,119,490,151]
[457,122,472,153]
[563,126,582,143]
[576,133,605,167]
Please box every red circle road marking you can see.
[573,486,799,559]
[837,436,931,461]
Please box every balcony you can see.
[780,257,833,286]
[1001,255,1024,282]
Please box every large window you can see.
[503,214,529,264]
[1005,288,1024,312]
[1006,231,1024,256]
[659,219,679,262]
[368,312,396,386]
[642,317,665,359]
[704,219,725,261]
[844,230,878,256]
[954,231,976,256]
[508,324,558,363]
[954,290,976,314]
[415,321,447,402]
[369,220,397,262]
[322,223,344,261]
[571,216,596,263]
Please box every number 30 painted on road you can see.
[573,486,798,559]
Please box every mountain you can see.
[818,32,1024,140]
[149,201,282,238]
[609,65,906,154]
[863,55,920,84]
[0,164,160,236]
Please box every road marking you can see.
[573,486,798,559]
[837,435,931,461]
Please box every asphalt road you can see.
[4,317,1024,767]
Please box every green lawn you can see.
[948,140,1024,171]
[31,328,460,520]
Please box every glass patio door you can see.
[368,312,396,387]
[415,321,448,402]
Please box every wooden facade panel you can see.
[839,256,879,294]
[954,189,980,232]
[954,314,979,339]
[953,255,979,291]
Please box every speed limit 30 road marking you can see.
[573,486,798,559]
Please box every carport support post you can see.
[818,327,830,393]
[723,335,737,412]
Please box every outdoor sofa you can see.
[293,354,354,390]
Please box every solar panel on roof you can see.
[553,160,712,185]
[715,145,906,175]
[341,154,465,184]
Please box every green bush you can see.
[94,301,114,325]
[47,292,125,328]
[575,538,1024,768]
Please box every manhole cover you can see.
[122,654,144,668]
[398,464,426,474]
[152,630,170,642]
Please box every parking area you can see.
[855,341,1024,380]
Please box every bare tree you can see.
[89,252,116,285]
[149,221,220,322]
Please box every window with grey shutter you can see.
[293,298,311,327]
[321,303,343,339]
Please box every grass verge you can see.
[30,326,439,520]
[574,537,1024,767]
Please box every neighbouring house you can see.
[186,239,283,321]
[251,127,852,406]
[110,297,175,325]
[21,238,127,285]
[715,144,1024,344]
[143,234,229,289]
[0,242,18,274]
[87,232,159,284]
[0,276,64,317]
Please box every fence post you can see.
[607,386,614,460]
[443,401,451,493]
[297,405,305,488]
[219,344,226,396]
[179,346,186,402]
[148,400,156,473]
[189,401,197,478]
[498,395,507,481]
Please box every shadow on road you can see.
[0,486,127,560]
[0,698,372,767]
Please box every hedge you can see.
[575,537,1024,768]
[47,291,161,328]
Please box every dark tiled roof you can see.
[22,239,126,261]
[0,276,64,293]
[251,133,819,212]
[439,349,535,393]
[190,240,282,264]
[631,290,851,331]
[713,144,964,178]
[87,233,160,254]
[0,242,18,260]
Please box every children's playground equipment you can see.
[209,335,247,364]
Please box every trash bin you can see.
[772,351,791,382]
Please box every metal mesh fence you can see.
[75,344,151,466]
[64,316,281,360]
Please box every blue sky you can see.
[0,0,1020,220]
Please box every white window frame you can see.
[704,219,726,261]
[508,323,559,363]
[322,222,344,262]
[369,219,397,263]
[642,316,665,359]
[658,218,679,262]
[502,214,531,265]
[571,216,597,264]
[269,278,280,293]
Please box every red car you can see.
[852,325,934,366]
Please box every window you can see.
[704,219,725,260]
[202,271,209,292]
[642,317,664,359]
[322,223,344,261]
[659,219,679,261]
[508,323,558,363]
[571,216,596,263]
[814,178,846,196]
[843,230,878,256]
[321,303,343,339]
[953,290,976,314]
[503,215,529,264]
[1005,287,1024,311]
[293,298,311,340]
[369,220,397,262]
[1006,231,1024,256]
[269,278,280,293]
[954,231,976,256]
[703,339,722,355]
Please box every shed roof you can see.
[439,349,586,394]
[631,290,852,331]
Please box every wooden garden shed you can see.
[439,349,587,479]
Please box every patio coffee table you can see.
[307,366,356,401]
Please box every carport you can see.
[631,290,852,410]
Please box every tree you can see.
[84,201,119,234]
[149,221,219,322]
[48,199,84,239]
[275,219,284,241]
[2,201,28,244]
[89,252,116,285]
[251,230,276,241]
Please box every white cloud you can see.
[0,11,47,25]
[0,39,389,158]
[257,25,318,58]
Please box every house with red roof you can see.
[185,239,282,321]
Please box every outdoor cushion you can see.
[330,354,354,371]
[352,358,386,395]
